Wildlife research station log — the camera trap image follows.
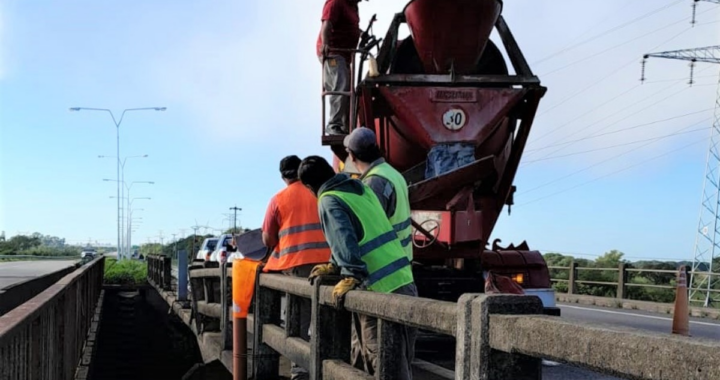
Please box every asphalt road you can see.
[559,303,720,340]
[540,303,720,380]
[0,260,77,289]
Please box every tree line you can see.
[0,233,87,257]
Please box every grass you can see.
[104,258,147,285]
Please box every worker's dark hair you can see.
[349,144,382,163]
[279,155,302,180]
[298,155,336,195]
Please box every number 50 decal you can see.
[442,108,467,131]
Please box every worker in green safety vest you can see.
[298,155,417,380]
[343,127,413,261]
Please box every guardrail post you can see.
[617,263,627,299]
[377,319,408,380]
[311,276,350,380]
[178,249,188,301]
[568,261,578,295]
[468,294,544,379]
[220,262,232,350]
[163,255,172,290]
[455,293,482,379]
[253,271,281,380]
[149,256,157,284]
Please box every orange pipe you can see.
[233,317,247,380]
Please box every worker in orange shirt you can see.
[261,155,332,380]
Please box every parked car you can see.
[208,234,235,263]
[195,237,219,262]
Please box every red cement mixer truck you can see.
[321,0,559,316]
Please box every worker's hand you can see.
[332,277,360,308]
[308,263,337,285]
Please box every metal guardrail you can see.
[0,257,105,380]
[147,255,172,291]
[548,262,719,302]
[152,261,720,379]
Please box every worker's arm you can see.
[320,20,333,57]
[318,195,368,281]
[261,196,280,249]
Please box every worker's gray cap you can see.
[343,127,378,154]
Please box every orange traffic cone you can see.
[671,265,690,336]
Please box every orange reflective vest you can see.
[263,181,331,272]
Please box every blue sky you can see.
[1,0,719,261]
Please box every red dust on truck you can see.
[324,0,558,315]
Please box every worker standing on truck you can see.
[317,0,362,135]
[261,155,332,380]
[298,155,417,380]
[342,127,416,370]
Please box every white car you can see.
[81,249,97,259]
[196,237,219,261]
[207,234,235,263]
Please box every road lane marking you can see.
[560,305,720,327]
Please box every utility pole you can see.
[641,5,720,306]
[229,205,242,233]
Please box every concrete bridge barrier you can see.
[160,260,720,379]
[0,257,105,380]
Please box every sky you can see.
[1,0,719,261]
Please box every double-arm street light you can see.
[127,196,151,258]
[106,179,154,259]
[71,106,166,259]
[100,154,148,256]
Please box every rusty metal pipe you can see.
[233,317,247,380]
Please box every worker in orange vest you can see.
[261,155,332,380]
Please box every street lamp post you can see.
[125,182,153,258]
[71,107,166,259]
[127,208,144,257]
[104,179,154,259]
[127,197,151,259]
[99,154,148,258]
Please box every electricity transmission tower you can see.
[641,23,720,306]
[692,0,720,26]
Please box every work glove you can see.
[308,263,338,285]
[332,277,360,308]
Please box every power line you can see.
[541,10,709,78]
[526,109,714,154]
[532,0,684,66]
[526,80,694,161]
[521,118,710,194]
[527,64,716,160]
[531,18,708,144]
[518,137,706,206]
[523,123,710,164]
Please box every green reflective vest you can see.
[365,162,413,261]
[319,184,414,294]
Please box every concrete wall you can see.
[0,264,77,316]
